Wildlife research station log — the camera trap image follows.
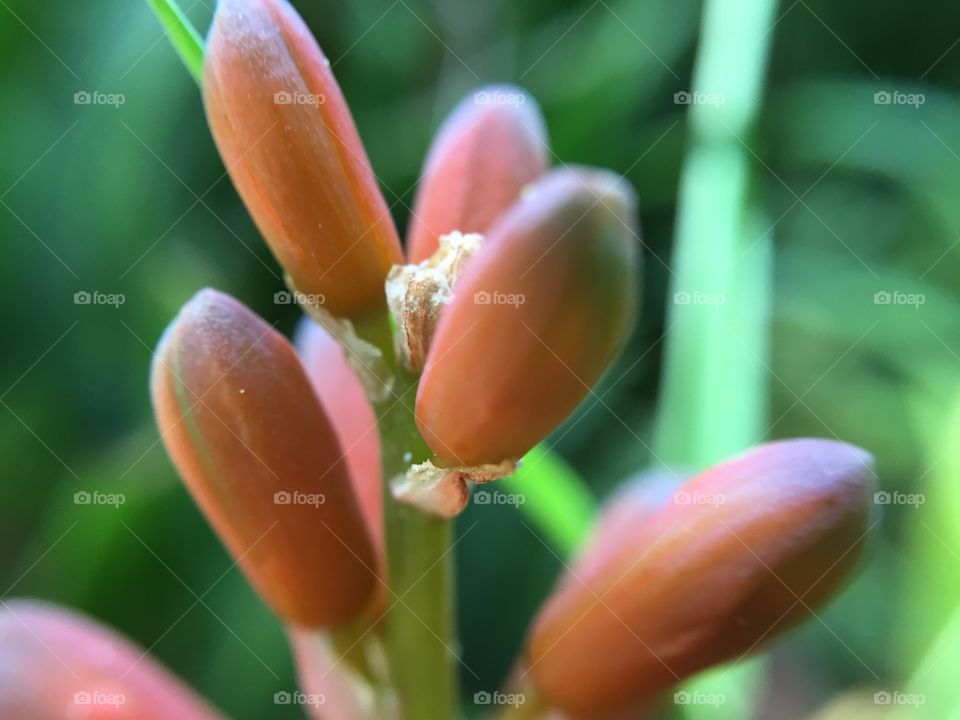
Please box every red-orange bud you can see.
[203,0,403,317]
[407,86,548,263]
[526,439,874,717]
[415,167,639,466]
[150,289,376,628]
[0,600,224,719]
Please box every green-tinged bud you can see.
[150,289,376,628]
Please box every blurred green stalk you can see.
[146,0,205,85]
[653,0,776,469]
[654,0,778,716]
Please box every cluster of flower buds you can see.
[199,0,643,516]
[0,0,878,718]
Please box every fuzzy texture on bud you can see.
[151,289,376,628]
[203,0,403,317]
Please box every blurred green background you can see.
[2,0,959,717]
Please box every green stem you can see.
[146,0,205,85]
[375,367,459,720]
[653,0,777,470]
[354,310,458,719]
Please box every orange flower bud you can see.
[526,439,874,717]
[0,600,224,719]
[203,0,403,318]
[150,289,376,628]
[295,318,383,557]
[415,167,639,466]
[407,86,548,263]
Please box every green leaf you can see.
[146,0,205,86]
[503,444,597,558]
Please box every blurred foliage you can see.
[2,0,960,717]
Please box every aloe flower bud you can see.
[0,600,224,719]
[416,167,638,466]
[150,289,376,628]
[526,439,874,717]
[407,86,548,262]
[203,0,403,318]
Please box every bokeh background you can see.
[2,0,959,717]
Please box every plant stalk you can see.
[355,310,459,720]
